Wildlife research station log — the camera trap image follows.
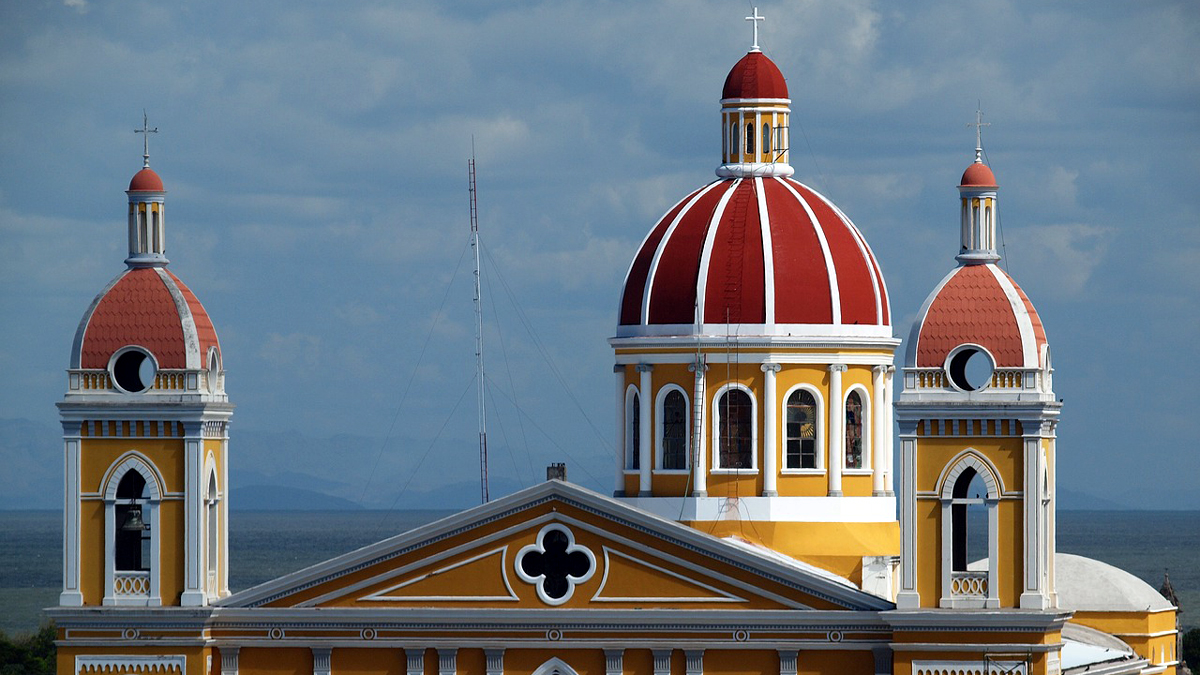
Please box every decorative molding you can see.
[652,649,672,675]
[76,656,185,675]
[591,546,745,603]
[362,547,518,602]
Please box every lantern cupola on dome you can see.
[717,8,793,179]
[126,113,169,268]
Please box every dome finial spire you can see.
[745,7,764,52]
[968,106,990,164]
[135,110,158,169]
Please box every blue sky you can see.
[1,0,1197,507]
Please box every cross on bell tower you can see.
[135,111,158,169]
[745,7,764,51]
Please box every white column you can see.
[938,499,953,608]
[220,434,230,597]
[987,497,1000,608]
[685,650,704,675]
[761,363,781,496]
[103,499,115,605]
[637,364,654,496]
[895,422,920,609]
[871,366,887,496]
[313,648,332,675]
[653,650,672,675]
[485,649,504,675]
[181,429,206,606]
[827,364,846,496]
[690,362,708,497]
[885,367,895,496]
[604,649,623,675]
[438,649,457,675]
[1019,426,1049,609]
[60,433,83,606]
[614,365,626,497]
[1048,432,1057,606]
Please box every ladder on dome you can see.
[469,152,489,504]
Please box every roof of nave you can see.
[218,479,894,613]
[1056,553,1175,613]
[71,266,220,370]
[906,263,1047,369]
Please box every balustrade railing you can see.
[113,570,150,597]
[950,570,988,598]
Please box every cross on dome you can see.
[745,7,765,52]
[135,110,158,168]
[967,107,990,163]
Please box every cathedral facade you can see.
[49,25,1179,675]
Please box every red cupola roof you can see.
[908,263,1047,369]
[618,177,890,337]
[128,167,164,192]
[722,51,789,100]
[960,161,997,188]
[71,267,220,370]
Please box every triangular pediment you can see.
[220,481,891,612]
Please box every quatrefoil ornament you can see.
[515,524,596,605]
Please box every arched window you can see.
[951,468,989,572]
[716,388,753,469]
[845,391,863,469]
[660,389,688,470]
[785,389,817,469]
[115,472,150,573]
[625,388,640,470]
[205,470,219,595]
[938,452,1001,609]
[745,122,755,154]
[762,123,772,155]
[730,123,739,159]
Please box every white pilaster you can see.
[103,499,115,605]
[1048,433,1057,607]
[614,365,626,496]
[884,367,895,496]
[181,429,205,606]
[653,650,672,675]
[938,499,953,608]
[779,650,798,675]
[604,649,623,675]
[685,650,704,675]
[220,434,230,597]
[761,363,781,496]
[896,424,920,608]
[438,649,457,675]
[485,649,504,675]
[987,497,1000,608]
[406,650,425,675]
[313,648,332,675]
[221,647,240,675]
[60,434,82,606]
[828,364,846,496]
[637,364,654,495]
[690,362,708,497]
[871,366,887,496]
[1019,430,1049,609]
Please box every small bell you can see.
[121,504,147,532]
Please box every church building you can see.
[48,14,1180,675]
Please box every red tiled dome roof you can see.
[617,177,890,336]
[908,264,1047,369]
[128,168,164,192]
[71,267,220,370]
[722,51,789,100]
[960,162,997,188]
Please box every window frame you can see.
[711,383,758,473]
[624,385,641,471]
[654,384,690,472]
[102,453,163,607]
[843,385,871,473]
[781,384,825,474]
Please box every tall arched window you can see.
[626,389,640,470]
[785,389,817,469]
[762,123,772,155]
[730,123,739,159]
[660,389,687,470]
[716,388,753,469]
[745,122,755,154]
[205,470,219,596]
[115,472,150,573]
[845,391,863,469]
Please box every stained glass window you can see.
[661,390,687,470]
[718,389,753,469]
[786,389,817,469]
[845,391,863,469]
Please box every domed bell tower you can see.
[895,128,1059,610]
[58,124,232,608]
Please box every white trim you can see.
[913,660,1026,675]
[778,178,841,324]
[985,264,1040,368]
[531,657,580,675]
[711,382,758,471]
[591,547,745,603]
[780,383,824,472]
[755,177,776,324]
[806,187,888,325]
[937,450,1004,498]
[101,454,162,607]
[155,267,203,369]
[905,266,961,368]
[514,524,596,606]
[641,181,726,325]
[76,656,185,675]
[694,179,742,325]
[654,384,690,470]
[106,345,161,395]
[613,323,897,340]
[613,349,897,365]
[363,548,519,602]
[622,495,897,523]
[70,270,128,369]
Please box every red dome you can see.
[722,51,789,100]
[71,267,220,370]
[618,177,890,336]
[128,168,164,192]
[960,162,997,188]
[908,264,1047,369]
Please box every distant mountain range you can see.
[1,417,1196,511]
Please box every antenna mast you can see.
[469,151,489,503]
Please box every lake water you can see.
[2,509,1196,636]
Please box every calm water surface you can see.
[1,509,1196,636]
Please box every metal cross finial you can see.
[746,7,764,51]
[967,107,990,163]
[135,110,158,168]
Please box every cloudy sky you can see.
[1,0,1197,508]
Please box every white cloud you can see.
[1004,223,1114,299]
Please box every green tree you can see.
[0,624,55,675]
[1184,627,1200,671]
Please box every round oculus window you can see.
[947,346,994,392]
[111,348,158,393]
